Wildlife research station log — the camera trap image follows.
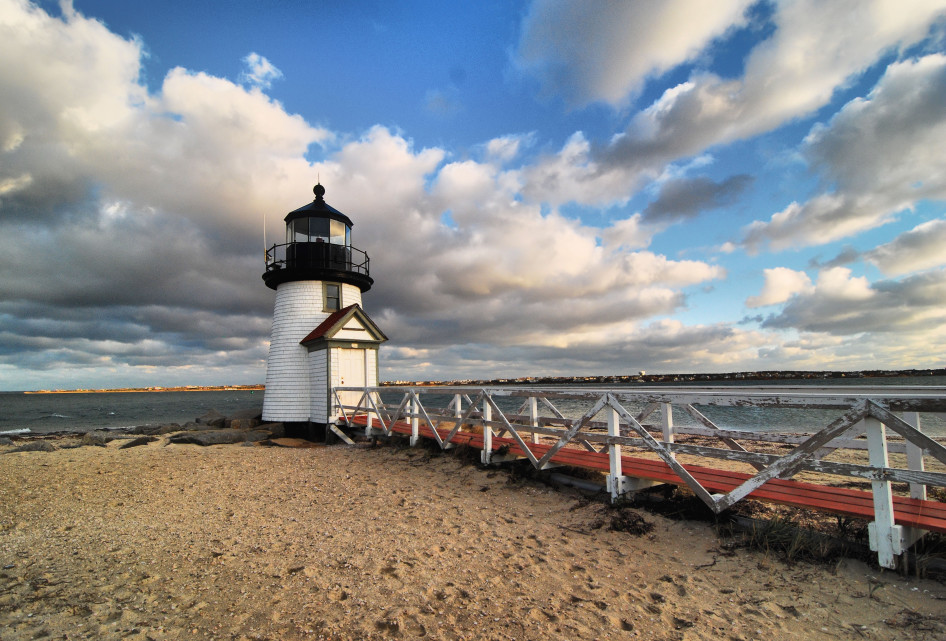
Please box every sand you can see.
[2,437,946,641]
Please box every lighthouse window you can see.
[309,217,330,242]
[325,283,340,311]
[330,219,349,246]
[291,218,309,243]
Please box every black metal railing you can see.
[265,242,370,277]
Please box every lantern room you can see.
[263,183,372,293]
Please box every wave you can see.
[0,428,31,435]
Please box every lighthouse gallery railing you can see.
[332,384,946,569]
[265,241,370,276]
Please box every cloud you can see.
[240,52,283,89]
[642,174,753,224]
[742,53,946,252]
[514,0,753,107]
[594,0,946,191]
[746,267,813,308]
[761,266,946,335]
[864,217,946,275]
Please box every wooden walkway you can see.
[351,416,946,535]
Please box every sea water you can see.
[378,375,946,437]
[3,377,945,437]
[0,390,263,435]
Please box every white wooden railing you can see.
[332,384,946,569]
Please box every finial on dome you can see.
[313,183,325,200]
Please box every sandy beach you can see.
[2,436,946,641]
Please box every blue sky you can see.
[1,0,945,390]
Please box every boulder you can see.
[131,423,181,435]
[229,407,263,420]
[225,407,263,430]
[119,436,158,449]
[167,429,272,446]
[80,432,109,447]
[5,441,56,453]
[196,409,226,428]
[228,418,261,430]
[259,422,285,438]
[152,424,183,435]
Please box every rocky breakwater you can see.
[132,407,285,446]
[1,407,288,452]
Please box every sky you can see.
[1,0,946,390]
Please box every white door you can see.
[337,348,366,418]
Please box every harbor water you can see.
[0,390,263,436]
[2,377,944,437]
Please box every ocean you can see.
[0,390,264,436]
[2,376,945,437]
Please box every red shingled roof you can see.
[299,304,359,344]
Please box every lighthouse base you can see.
[283,421,327,442]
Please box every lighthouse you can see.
[262,183,387,440]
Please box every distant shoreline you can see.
[18,368,946,394]
[22,385,264,395]
[388,368,946,387]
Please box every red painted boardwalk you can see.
[351,416,946,534]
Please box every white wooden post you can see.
[606,407,626,501]
[410,393,420,447]
[661,402,675,459]
[905,411,926,500]
[481,396,493,465]
[529,396,539,444]
[866,417,905,569]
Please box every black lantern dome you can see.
[263,184,373,291]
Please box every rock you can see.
[167,429,272,446]
[5,441,56,453]
[131,423,180,435]
[80,432,109,447]
[119,436,157,449]
[0,436,13,446]
[229,407,263,420]
[228,418,260,430]
[152,424,183,435]
[196,409,226,428]
[260,422,285,438]
[225,407,263,430]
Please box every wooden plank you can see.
[329,424,356,446]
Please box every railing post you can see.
[441,393,461,450]
[905,411,926,500]
[661,402,675,459]
[529,396,539,444]
[606,407,626,501]
[410,393,420,447]
[865,417,905,569]
[481,395,493,465]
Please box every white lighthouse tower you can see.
[262,183,387,440]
